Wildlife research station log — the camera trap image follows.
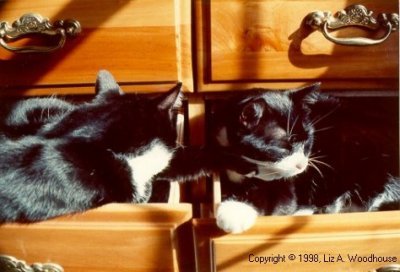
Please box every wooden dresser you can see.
[192,0,400,272]
[0,0,399,271]
[0,1,194,271]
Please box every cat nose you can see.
[295,162,307,171]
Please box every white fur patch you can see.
[368,194,386,211]
[293,208,315,216]
[325,192,351,213]
[216,200,258,233]
[122,140,173,200]
[241,145,309,181]
[273,146,308,178]
[368,177,400,211]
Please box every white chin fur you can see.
[248,147,309,181]
[216,200,258,233]
[273,149,309,178]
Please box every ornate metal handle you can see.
[372,264,400,272]
[0,255,64,272]
[0,13,81,53]
[305,4,399,46]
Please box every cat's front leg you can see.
[216,199,259,234]
[158,146,256,182]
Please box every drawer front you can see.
[0,204,193,272]
[213,233,400,272]
[0,0,192,95]
[193,211,400,272]
[195,0,399,92]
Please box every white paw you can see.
[293,208,315,216]
[216,200,258,234]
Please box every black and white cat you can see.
[209,84,400,233]
[0,70,208,223]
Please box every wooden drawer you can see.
[0,203,194,272]
[195,0,399,92]
[0,0,192,95]
[193,211,400,272]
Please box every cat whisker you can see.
[310,107,338,127]
[40,107,45,122]
[308,161,324,178]
[313,126,334,133]
[289,116,299,137]
[309,154,328,160]
[286,107,291,135]
[311,179,318,188]
[309,158,334,171]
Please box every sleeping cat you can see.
[0,70,208,223]
[208,84,400,233]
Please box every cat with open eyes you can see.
[209,84,400,233]
[0,70,212,223]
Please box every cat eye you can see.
[288,133,309,145]
[289,134,298,143]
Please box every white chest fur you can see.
[122,140,173,200]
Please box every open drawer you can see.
[0,95,193,271]
[193,174,400,272]
[193,210,400,272]
[194,93,400,271]
[0,203,193,272]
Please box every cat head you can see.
[94,69,182,110]
[44,70,183,153]
[93,70,183,152]
[211,83,339,181]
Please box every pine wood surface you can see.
[195,0,399,92]
[193,211,400,272]
[0,203,192,272]
[0,0,193,95]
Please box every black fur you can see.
[209,84,400,215]
[0,71,207,223]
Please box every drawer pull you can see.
[305,4,398,46]
[0,13,81,53]
[373,264,400,272]
[0,255,64,272]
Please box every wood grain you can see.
[0,0,193,95]
[195,0,399,92]
[193,211,400,272]
[0,204,192,272]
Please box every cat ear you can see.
[239,99,265,129]
[290,82,338,107]
[157,82,183,110]
[95,70,124,97]
[290,82,321,103]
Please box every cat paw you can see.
[216,200,258,234]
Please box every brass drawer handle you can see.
[0,255,64,272]
[371,264,400,272]
[305,4,399,46]
[0,13,81,53]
